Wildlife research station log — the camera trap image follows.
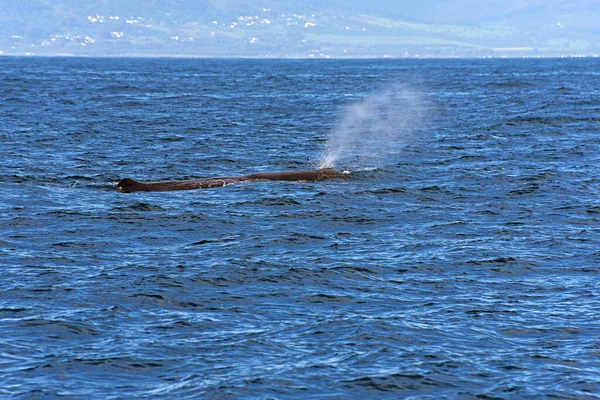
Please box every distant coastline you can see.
[2,1,599,60]
[2,52,599,59]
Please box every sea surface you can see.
[1,57,600,399]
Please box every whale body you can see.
[117,168,348,193]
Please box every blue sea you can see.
[1,57,600,398]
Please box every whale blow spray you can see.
[320,84,425,170]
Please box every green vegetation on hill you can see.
[1,0,598,57]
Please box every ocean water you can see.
[1,57,600,398]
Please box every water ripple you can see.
[1,57,599,398]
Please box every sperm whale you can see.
[116,168,348,193]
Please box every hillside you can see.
[1,0,598,57]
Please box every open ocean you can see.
[1,57,600,399]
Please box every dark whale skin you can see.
[117,168,348,193]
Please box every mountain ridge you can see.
[1,0,598,57]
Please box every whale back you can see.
[117,168,348,193]
[117,177,241,193]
